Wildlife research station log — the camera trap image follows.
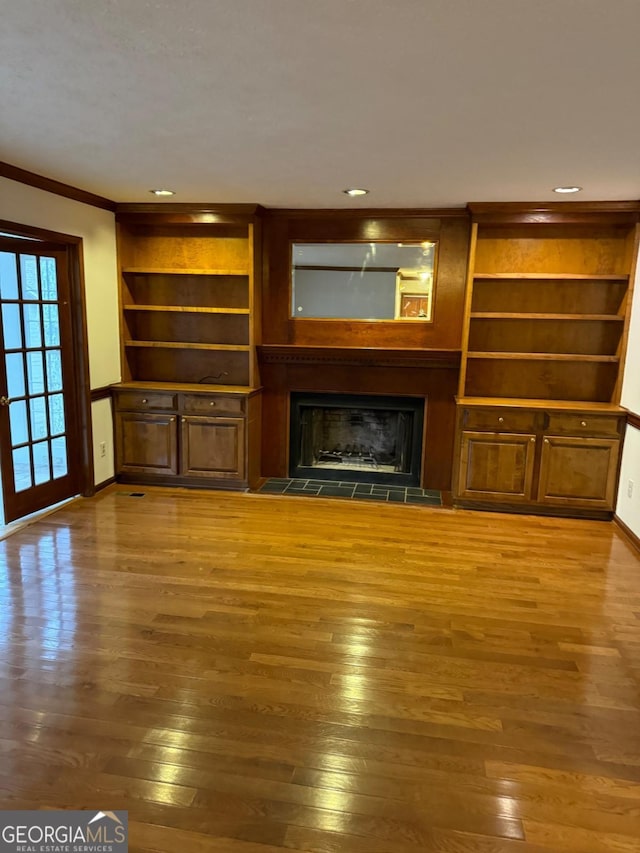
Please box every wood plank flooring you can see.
[0,485,639,852]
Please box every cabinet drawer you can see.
[115,390,177,411]
[181,394,245,416]
[546,413,622,437]
[463,408,537,433]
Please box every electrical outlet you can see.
[628,479,634,499]
[99,441,107,458]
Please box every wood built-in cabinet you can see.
[455,202,639,517]
[112,205,263,490]
[456,401,624,513]
[113,384,261,489]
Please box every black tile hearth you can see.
[257,478,442,506]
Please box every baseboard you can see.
[614,514,640,554]
[94,476,117,493]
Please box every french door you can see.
[0,237,82,523]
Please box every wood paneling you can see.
[464,358,619,402]
[2,486,640,853]
[259,211,470,490]
[262,212,470,349]
[259,359,458,491]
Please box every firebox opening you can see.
[289,393,424,486]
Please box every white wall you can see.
[0,176,120,485]
[617,238,640,535]
[617,425,640,529]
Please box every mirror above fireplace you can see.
[291,241,437,321]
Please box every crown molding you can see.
[0,161,116,212]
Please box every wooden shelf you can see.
[473,273,629,281]
[113,380,261,395]
[456,210,638,510]
[467,352,620,363]
[123,304,250,315]
[124,340,251,352]
[470,312,624,321]
[122,267,249,276]
[457,396,627,413]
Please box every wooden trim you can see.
[627,412,640,430]
[294,264,400,273]
[615,223,640,403]
[0,161,116,211]
[614,514,640,554]
[0,218,82,244]
[68,240,96,499]
[90,386,113,402]
[458,397,627,414]
[257,345,461,369]
[115,203,263,225]
[458,221,478,396]
[265,208,469,219]
[94,476,117,493]
[467,201,640,225]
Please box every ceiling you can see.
[2,0,640,208]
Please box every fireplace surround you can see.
[289,392,425,486]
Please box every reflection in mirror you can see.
[291,242,437,321]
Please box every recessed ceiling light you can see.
[149,189,175,197]
[553,186,582,194]
[343,188,369,197]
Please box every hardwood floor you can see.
[1,485,639,852]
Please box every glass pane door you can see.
[0,239,80,523]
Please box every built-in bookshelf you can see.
[116,210,262,388]
[454,203,639,516]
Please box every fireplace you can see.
[289,392,424,486]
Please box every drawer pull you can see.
[142,398,148,404]
[210,401,216,407]
[580,420,587,427]
[498,417,504,424]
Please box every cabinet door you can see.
[181,416,246,480]
[116,413,178,475]
[538,435,620,508]
[458,431,536,502]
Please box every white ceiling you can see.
[2,0,640,208]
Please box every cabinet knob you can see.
[210,401,216,407]
[142,398,148,404]
[530,437,536,443]
[544,438,549,444]
[580,420,587,427]
[498,417,504,424]
[169,417,175,422]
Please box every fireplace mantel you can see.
[258,345,461,369]
[258,345,460,490]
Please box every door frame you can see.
[0,217,95,508]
